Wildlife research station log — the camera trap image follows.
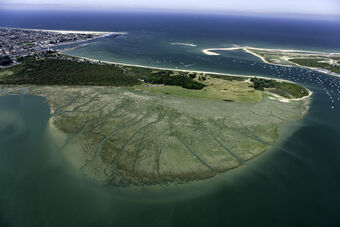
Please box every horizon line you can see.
[0,7,340,20]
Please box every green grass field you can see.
[137,76,263,103]
[290,58,340,74]
[0,70,13,78]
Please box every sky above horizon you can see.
[0,0,339,16]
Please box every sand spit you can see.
[64,55,294,83]
[1,27,128,36]
[23,28,126,36]
[202,46,340,77]
[203,46,340,57]
[170,42,197,47]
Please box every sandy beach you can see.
[202,46,276,64]
[24,28,113,35]
[35,29,111,35]
[67,54,272,79]
[201,46,337,63]
[267,88,312,103]
[170,42,197,47]
[3,27,128,36]
[203,46,339,56]
[202,46,340,77]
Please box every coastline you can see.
[267,90,312,103]
[202,46,340,56]
[60,52,312,100]
[286,59,340,79]
[202,46,340,77]
[0,26,128,41]
[1,27,127,36]
[59,52,260,78]
[31,29,111,35]
[170,42,197,47]
[59,53,284,80]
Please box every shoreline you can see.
[0,26,128,36]
[202,46,340,77]
[170,42,197,47]
[60,53,286,81]
[267,89,312,103]
[286,58,340,78]
[202,46,340,56]
[60,53,312,100]
[29,29,111,35]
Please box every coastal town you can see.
[0,27,115,67]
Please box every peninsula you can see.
[0,27,117,67]
[0,51,310,186]
[202,46,340,77]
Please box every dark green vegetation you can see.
[290,58,340,74]
[144,71,205,90]
[251,77,276,90]
[0,55,13,66]
[0,54,309,100]
[0,56,142,86]
[0,55,203,89]
[208,74,247,81]
[0,55,213,91]
[251,77,309,99]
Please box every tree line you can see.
[144,72,205,90]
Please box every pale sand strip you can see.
[67,55,269,79]
[202,46,340,77]
[267,88,313,103]
[202,46,340,63]
[202,47,240,55]
[3,27,127,36]
[29,29,112,35]
[203,46,340,56]
[202,47,271,64]
[170,43,197,47]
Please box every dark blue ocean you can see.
[0,10,340,227]
[1,10,340,50]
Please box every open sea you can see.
[0,10,340,227]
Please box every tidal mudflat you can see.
[1,85,310,186]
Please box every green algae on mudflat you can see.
[3,85,309,186]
